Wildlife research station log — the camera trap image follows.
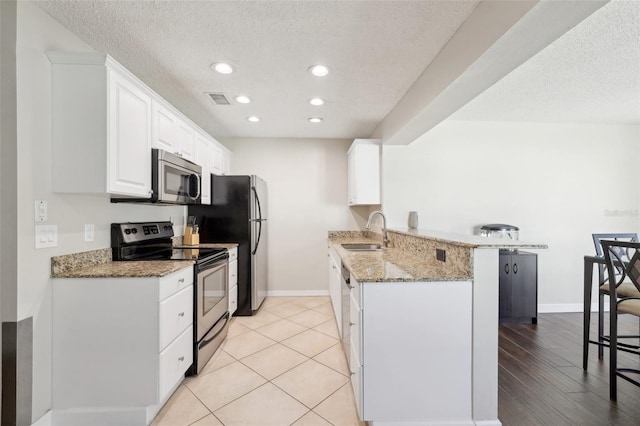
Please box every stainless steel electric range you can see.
[111,221,230,375]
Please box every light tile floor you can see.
[151,297,363,426]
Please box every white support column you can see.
[472,248,501,426]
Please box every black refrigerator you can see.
[188,175,268,316]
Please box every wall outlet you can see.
[436,248,446,262]
[84,224,95,242]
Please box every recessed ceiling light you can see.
[247,116,260,122]
[309,98,324,106]
[308,117,323,123]
[235,95,251,104]
[212,62,233,74]
[309,65,329,77]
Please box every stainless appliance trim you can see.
[195,312,229,374]
[196,258,229,341]
[110,149,202,205]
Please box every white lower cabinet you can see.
[350,278,473,424]
[52,266,194,425]
[327,247,342,336]
[228,248,238,316]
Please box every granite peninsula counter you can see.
[328,228,547,426]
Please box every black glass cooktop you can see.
[113,245,227,263]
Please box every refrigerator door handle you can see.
[251,186,263,255]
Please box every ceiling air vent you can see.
[207,92,230,105]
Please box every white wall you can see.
[383,119,640,310]
[221,137,362,293]
[16,3,187,421]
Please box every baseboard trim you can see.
[538,303,610,313]
[266,290,330,297]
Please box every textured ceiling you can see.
[34,0,481,139]
[451,0,640,125]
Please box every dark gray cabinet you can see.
[499,250,537,324]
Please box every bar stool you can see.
[601,239,640,400]
[585,234,640,365]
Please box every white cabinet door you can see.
[211,143,223,175]
[328,249,342,337]
[347,139,380,206]
[221,150,231,175]
[151,100,178,153]
[195,133,212,205]
[107,69,152,197]
[176,118,195,161]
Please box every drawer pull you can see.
[178,356,185,362]
[178,312,185,317]
[178,278,185,283]
[350,322,355,326]
[350,371,355,376]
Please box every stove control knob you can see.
[131,228,138,234]
[124,229,131,235]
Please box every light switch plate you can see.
[34,200,47,222]
[35,225,57,249]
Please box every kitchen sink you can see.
[341,243,382,251]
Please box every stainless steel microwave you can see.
[112,149,202,205]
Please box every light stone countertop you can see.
[390,228,548,250]
[329,228,547,283]
[328,232,472,282]
[52,260,194,279]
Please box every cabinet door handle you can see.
[178,356,185,362]
[505,263,509,274]
[350,322,356,326]
[178,312,185,317]
[513,263,518,274]
[178,278,185,283]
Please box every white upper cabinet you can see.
[194,132,212,205]
[49,52,152,197]
[48,51,230,201]
[107,69,152,197]
[152,101,195,162]
[176,117,195,161]
[221,149,232,175]
[347,139,381,206]
[211,143,223,176]
[151,100,178,152]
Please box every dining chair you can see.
[588,233,640,364]
[601,239,640,399]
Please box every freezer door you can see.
[250,176,268,310]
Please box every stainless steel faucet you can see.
[366,210,389,248]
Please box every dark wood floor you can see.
[499,313,640,425]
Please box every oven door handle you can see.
[199,312,230,348]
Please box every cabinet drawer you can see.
[229,285,238,316]
[159,266,193,300]
[159,286,193,351]
[228,260,238,287]
[159,325,193,400]
[228,247,238,262]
